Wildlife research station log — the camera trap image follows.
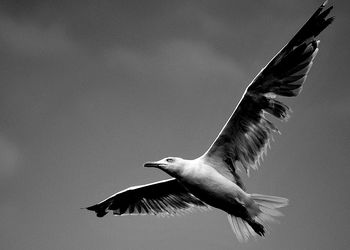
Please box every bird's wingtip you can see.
[84,203,109,217]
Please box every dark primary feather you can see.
[205,2,333,175]
[86,179,209,217]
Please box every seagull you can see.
[85,2,333,242]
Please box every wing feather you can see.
[85,178,209,217]
[204,2,333,175]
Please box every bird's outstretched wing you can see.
[85,178,209,217]
[203,2,333,176]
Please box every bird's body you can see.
[85,2,333,242]
[167,158,250,213]
[144,156,279,237]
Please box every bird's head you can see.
[144,157,186,176]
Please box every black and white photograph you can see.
[1,1,348,250]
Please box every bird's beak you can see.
[144,161,165,168]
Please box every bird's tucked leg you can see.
[247,219,265,236]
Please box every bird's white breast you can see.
[177,159,249,207]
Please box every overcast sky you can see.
[1,1,349,250]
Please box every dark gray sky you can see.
[1,1,349,249]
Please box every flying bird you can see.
[85,2,333,242]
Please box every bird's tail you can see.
[251,193,289,222]
[227,194,288,242]
[227,214,262,242]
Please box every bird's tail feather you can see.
[227,215,261,242]
[227,194,288,242]
[251,193,289,223]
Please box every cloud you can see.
[0,135,21,178]
[0,14,76,56]
[104,40,245,87]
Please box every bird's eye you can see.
[166,158,174,163]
